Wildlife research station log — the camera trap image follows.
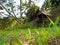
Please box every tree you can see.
[26,5,39,21]
[0,17,13,29]
[41,0,51,11]
[50,0,60,7]
[50,0,60,15]
[0,0,40,24]
[41,0,60,15]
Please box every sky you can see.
[13,0,45,17]
[35,0,45,8]
[14,0,45,8]
[0,0,45,18]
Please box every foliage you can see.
[50,6,60,15]
[0,0,60,45]
[0,16,18,29]
[14,37,23,45]
[0,38,4,45]
[0,17,10,29]
[50,0,60,7]
[41,0,51,10]
[0,23,60,45]
[0,0,40,24]
[42,0,60,15]
[26,5,39,21]
[0,15,60,45]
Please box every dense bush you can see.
[0,17,15,29]
[26,5,39,22]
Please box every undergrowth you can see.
[0,17,60,45]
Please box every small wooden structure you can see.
[34,9,50,23]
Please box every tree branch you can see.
[0,3,21,24]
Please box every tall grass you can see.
[0,16,60,45]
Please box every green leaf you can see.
[0,38,4,45]
[14,37,23,45]
[47,16,54,25]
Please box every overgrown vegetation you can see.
[0,0,60,45]
[0,16,60,45]
[26,5,39,22]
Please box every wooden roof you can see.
[35,9,50,16]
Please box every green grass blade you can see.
[47,16,54,25]
[28,28,31,44]
[51,17,60,35]
[14,37,23,45]
[0,38,4,45]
